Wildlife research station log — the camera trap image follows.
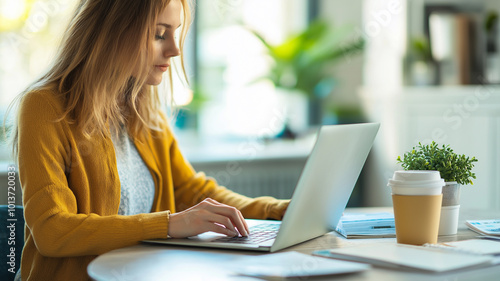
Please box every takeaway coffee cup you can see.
[388,171,445,245]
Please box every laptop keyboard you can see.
[214,223,280,244]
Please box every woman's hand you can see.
[167,198,249,238]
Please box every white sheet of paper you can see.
[443,239,500,255]
[231,251,370,278]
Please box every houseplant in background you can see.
[407,36,436,86]
[397,141,478,235]
[249,19,364,136]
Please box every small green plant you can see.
[397,141,478,185]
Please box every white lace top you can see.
[111,129,155,216]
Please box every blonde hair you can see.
[7,0,191,156]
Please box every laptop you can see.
[144,123,380,252]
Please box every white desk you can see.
[88,207,500,280]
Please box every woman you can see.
[11,0,289,280]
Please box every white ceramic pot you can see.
[439,182,461,235]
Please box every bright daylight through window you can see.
[0,0,309,162]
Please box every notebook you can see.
[335,212,396,238]
[466,220,500,236]
[143,123,380,252]
[313,242,495,272]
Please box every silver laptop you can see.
[144,123,380,252]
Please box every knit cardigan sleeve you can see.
[17,91,170,257]
[164,124,290,220]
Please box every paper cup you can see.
[388,171,445,245]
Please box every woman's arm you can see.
[165,126,290,220]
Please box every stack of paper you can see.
[336,212,395,238]
[466,220,500,236]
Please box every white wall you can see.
[319,0,364,108]
[361,86,500,210]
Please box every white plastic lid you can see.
[388,170,445,188]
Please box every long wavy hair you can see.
[7,0,191,156]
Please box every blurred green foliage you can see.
[249,19,364,99]
[410,37,433,62]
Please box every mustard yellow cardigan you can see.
[17,89,289,281]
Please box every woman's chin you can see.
[146,77,163,86]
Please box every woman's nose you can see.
[164,39,180,58]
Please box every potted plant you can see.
[397,141,478,235]
[249,19,364,134]
[407,36,436,85]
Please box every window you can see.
[0,0,77,161]
[0,0,311,161]
[184,0,309,139]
